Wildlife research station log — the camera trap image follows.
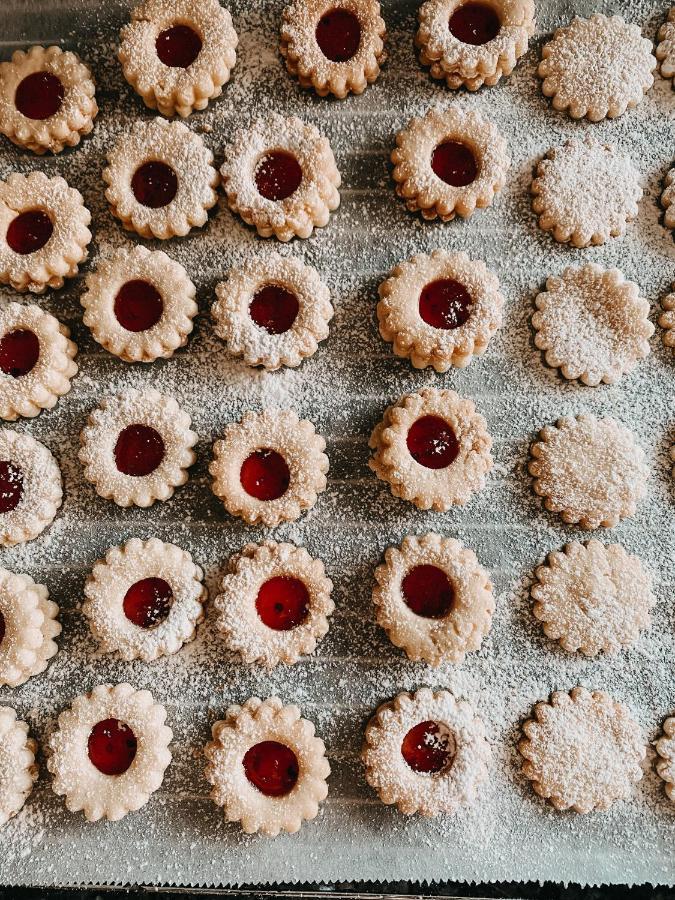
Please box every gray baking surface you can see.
[1,0,674,888]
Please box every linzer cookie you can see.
[0,708,37,827]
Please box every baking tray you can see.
[0,0,674,890]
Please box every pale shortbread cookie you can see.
[0,429,62,547]
[103,118,219,239]
[655,717,675,803]
[362,688,490,817]
[0,567,60,687]
[0,708,37,826]
[220,113,341,242]
[213,252,333,370]
[83,538,206,662]
[215,540,333,668]
[81,246,197,363]
[0,45,97,154]
[531,541,654,656]
[373,533,494,666]
[377,249,503,371]
[119,0,238,117]
[531,137,641,248]
[416,0,534,91]
[519,687,645,813]
[656,7,675,84]
[79,388,197,508]
[532,265,653,386]
[661,168,675,231]
[204,696,330,836]
[0,302,77,421]
[369,387,493,511]
[48,683,172,822]
[529,414,648,529]
[0,171,91,293]
[210,409,329,526]
[391,105,509,221]
[538,14,655,121]
[280,0,386,98]
[660,287,675,353]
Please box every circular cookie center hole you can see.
[256,576,310,631]
[449,2,501,44]
[419,279,472,330]
[0,329,40,378]
[0,461,24,514]
[240,449,290,501]
[131,161,178,209]
[114,280,164,333]
[401,720,455,774]
[15,71,65,119]
[249,284,299,335]
[88,718,137,776]
[255,151,303,202]
[406,415,459,469]
[114,424,166,477]
[123,577,173,629]
[155,24,202,68]
[401,565,455,619]
[243,740,299,797]
[6,210,53,255]
[315,8,362,62]
[431,141,478,187]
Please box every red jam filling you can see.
[0,612,4,645]
[401,721,454,774]
[88,719,137,776]
[249,284,299,335]
[114,280,164,332]
[0,461,24,514]
[6,210,53,255]
[315,8,362,62]
[155,24,202,68]
[449,2,501,45]
[256,576,310,631]
[240,449,290,501]
[114,424,165,477]
[14,71,65,120]
[401,565,455,618]
[243,740,299,796]
[131,161,178,209]
[406,415,459,469]
[123,577,173,629]
[0,329,40,378]
[419,279,472,330]
[255,151,303,202]
[431,141,478,187]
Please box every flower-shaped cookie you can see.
[369,387,493,510]
[377,249,504,371]
[103,118,219,239]
[538,14,655,121]
[373,533,494,666]
[416,0,535,91]
[0,45,97,154]
[656,717,675,803]
[48,683,172,822]
[220,113,341,241]
[532,265,653,385]
[204,696,330,835]
[531,138,641,248]
[362,688,490,816]
[0,708,37,826]
[119,0,238,117]
[210,409,328,526]
[213,252,333,370]
[531,541,654,656]
[519,687,645,812]
[656,7,675,84]
[83,538,206,662]
[0,567,59,687]
[0,429,62,546]
[81,246,197,363]
[529,415,648,529]
[661,168,675,231]
[0,172,91,293]
[660,286,675,353]
[280,0,387,98]
[0,302,77,420]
